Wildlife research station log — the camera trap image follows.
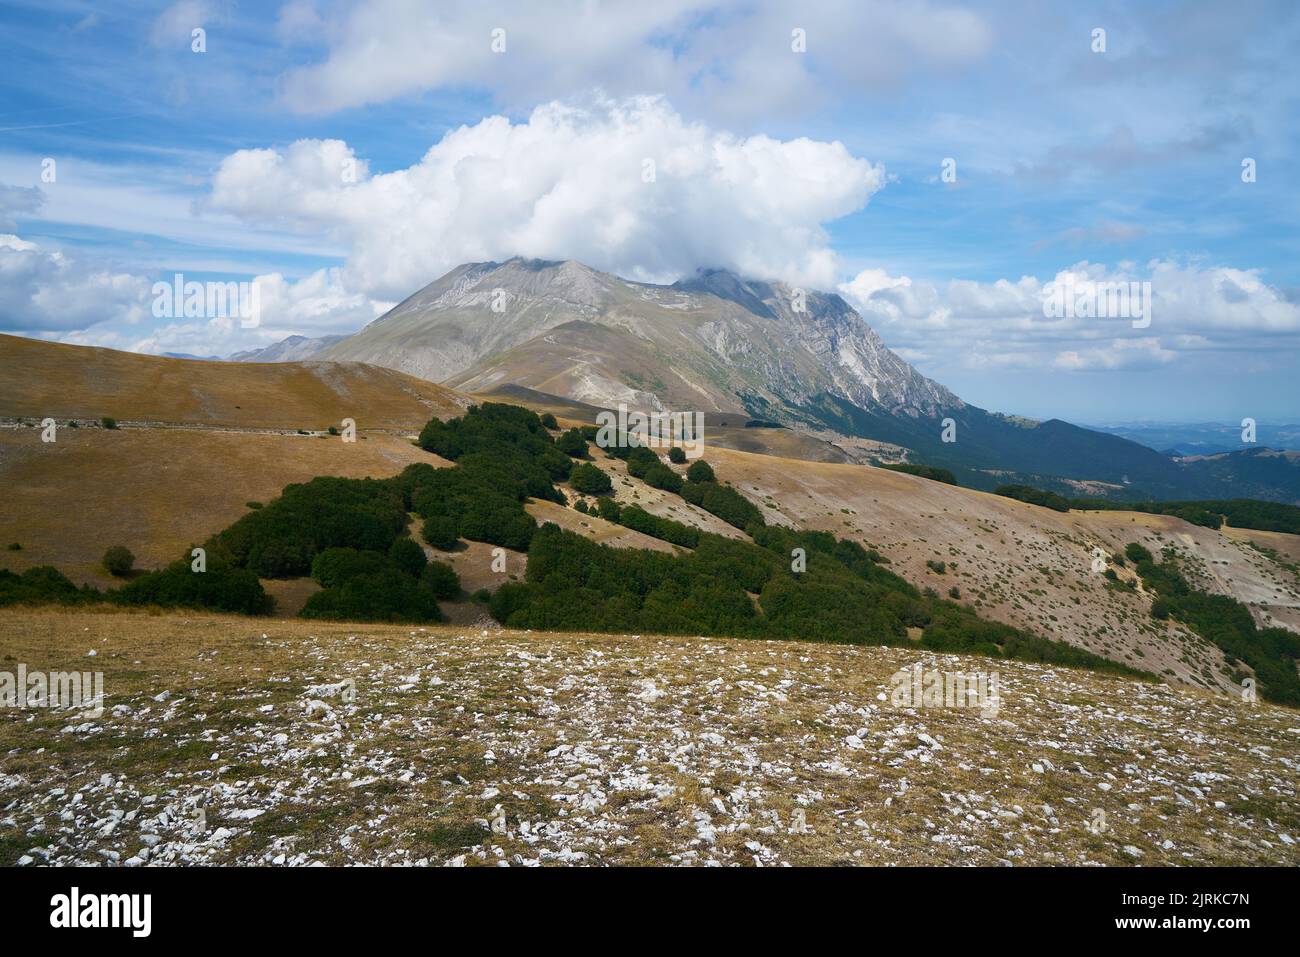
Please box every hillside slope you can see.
[0,333,468,430]
[0,335,465,587]
[1,609,1295,866]
[666,445,1300,695]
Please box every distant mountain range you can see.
[228,334,348,363]
[1085,422,1300,456]
[230,258,1300,504]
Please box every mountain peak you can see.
[672,267,780,319]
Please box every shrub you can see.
[1124,542,1153,564]
[206,474,410,578]
[994,484,1070,512]
[948,586,961,599]
[540,412,558,429]
[668,446,687,464]
[596,497,622,522]
[388,537,428,577]
[569,462,613,495]
[643,464,683,494]
[625,446,660,479]
[926,560,947,574]
[0,566,87,607]
[102,545,135,577]
[556,428,587,457]
[421,561,461,600]
[421,515,460,551]
[246,501,264,509]
[113,563,273,615]
[879,463,958,485]
[685,460,715,483]
[310,547,388,588]
[679,480,764,530]
[574,500,589,514]
[302,568,442,623]
[7,542,21,551]
[456,499,537,550]
[101,417,118,430]
[617,505,700,548]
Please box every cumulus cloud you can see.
[839,259,1300,373]
[0,235,152,333]
[209,95,885,295]
[0,233,386,356]
[125,266,391,357]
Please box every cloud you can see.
[839,258,1300,374]
[209,95,885,294]
[276,0,993,117]
[1052,338,1177,372]
[0,234,152,333]
[149,1,214,48]
[0,184,44,231]
[126,267,392,358]
[0,232,387,357]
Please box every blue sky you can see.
[1,0,1297,424]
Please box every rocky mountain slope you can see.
[315,257,958,420]
[2,610,1296,866]
[230,334,347,363]
[301,259,1298,502]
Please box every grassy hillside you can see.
[0,333,468,429]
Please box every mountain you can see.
[230,334,348,363]
[314,258,1300,503]
[317,258,957,418]
[1086,421,1300,456]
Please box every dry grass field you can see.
[0,427,441,589]
[1,608,1296,867]
[0,333,468,430]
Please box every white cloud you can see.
[0,233,387,356]
[150,1,214,48]
[209,95,885,295]
[0,234,151,333]
[276,1,994,118]
[839,259,1300,374]
[1052,338,1177,372]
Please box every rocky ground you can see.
[1,609,1297,867]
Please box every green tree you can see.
[569,462,613,494]
[686,460,715,483]
[388,537,428,577]
[643,464,683,493]
[668,446,687,464]
[556,428,588,457]
[102,545,135,577]
[422,515,459,550]
[421,561,461,600]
